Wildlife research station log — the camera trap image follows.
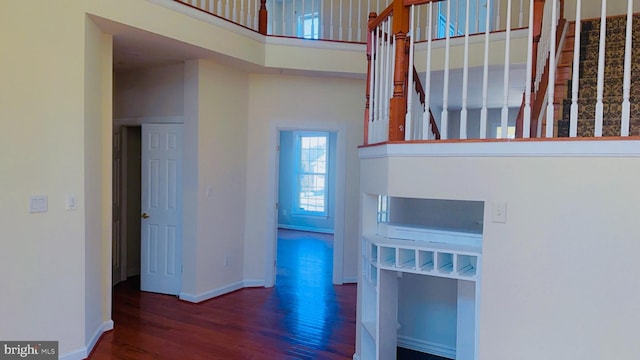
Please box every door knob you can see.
[141,213,150,219]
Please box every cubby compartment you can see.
[370,243,378,263]
[456,254,478,277]
[397,248,416,269]
[418,250,434,272]
[437,252,454,274]
[369,263,378,285]
[380,246,396,267]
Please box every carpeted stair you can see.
[557,15,640,137]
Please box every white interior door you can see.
[140,123,183,295]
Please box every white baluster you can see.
[480,0,491,139]
[349,0,354,41]
[495,0,501,31]
[232,0,237,23]
[594,0,606,137]
[415,7,421,42]
[218,0,223,18]
[281,0,286,36]
[330,1,334,40]
[423,2,434,140]
[545,0,557,138]
[239,0,244,26]
[523,0,534,138]
[339,0,344,41]
[569,0,582,137]
[209,0,214,13]
[319,0,323,39]
[460,0,470,140]
[225,0,230,20]
[621,0,633,136]
[291,0,296,36]
[406,5,416,141]
[501,0,512,139]
[358,0,362,42]
[385,19,393,138]
[441,0,451,139]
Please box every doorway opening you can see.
[275,130,339,288]
[112,123,184,296]
[112,126,142,287]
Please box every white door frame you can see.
[266,121,347,286]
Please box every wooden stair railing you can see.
[411,66,441,140]
[516,0,566,138]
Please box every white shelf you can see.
[363,234,481,281]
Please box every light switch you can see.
[29,195,48,213]
[65,194,77,211]
[492,202,507,223]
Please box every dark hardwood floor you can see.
[90,230,356,359]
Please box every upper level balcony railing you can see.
[174,0,531,42]
[173,0,640,145]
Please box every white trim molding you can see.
[179,281,244,303]
[59,320,114,360]
[359,140,640,159]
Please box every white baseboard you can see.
[342,276,358,284]
[278,224,334,234]
[59,320,114,360]
[59,348,85,360]
[397,335,456,359]
[243,279,266,288]
[352,354,360,360]
[179,279,267,303]
[179,281,244,303]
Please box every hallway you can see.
[90,230,356,359]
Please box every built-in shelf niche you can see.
[359,194,483,360]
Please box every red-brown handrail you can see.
[412,67,441,140]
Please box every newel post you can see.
[364,12,378,145]
[259,0,268,35]
[388,0,410,141]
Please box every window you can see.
[294,132,328,215]
[298,12,319,39]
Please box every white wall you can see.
[114,63,185,119]
[182,59,249,299]
[360,144,640,359]
[84,15,114,350]
[0,1,112,357]
[246,74,364,284]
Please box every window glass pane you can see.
[295,133,328,215]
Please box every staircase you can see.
[558,15,640,137]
